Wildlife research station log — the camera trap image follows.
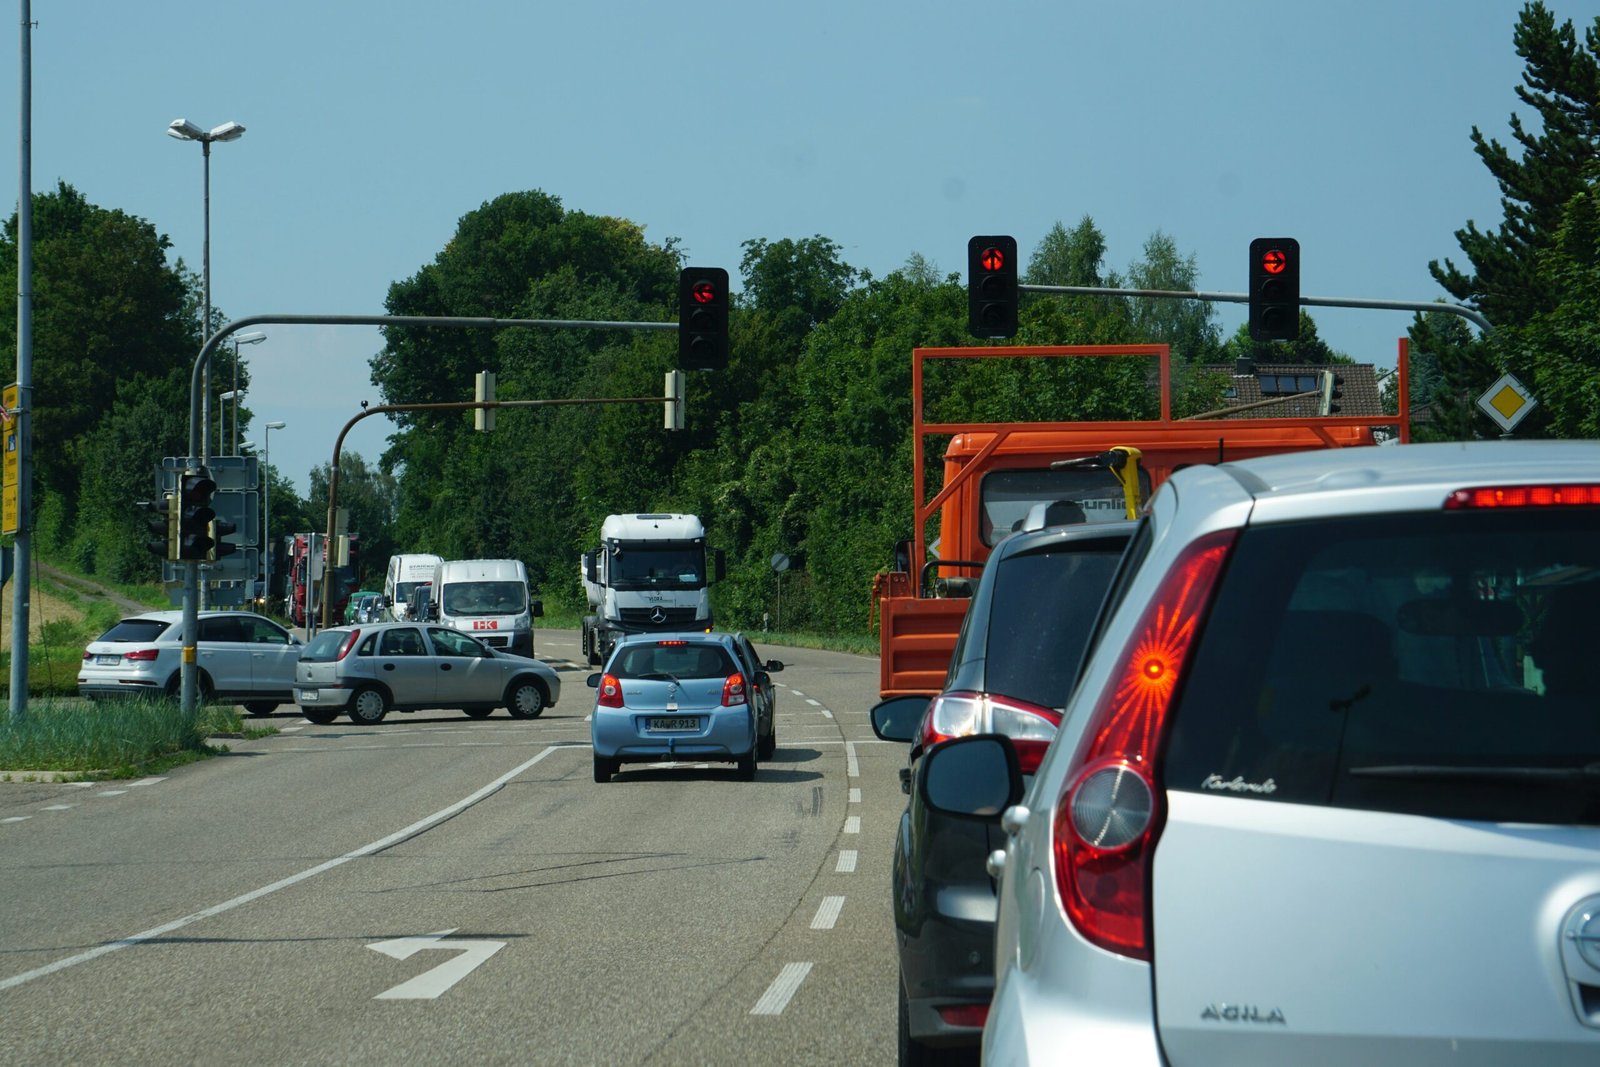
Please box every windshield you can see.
[440,580,526,617]
[1167,509,1600,824]
[608,542,706,590]
[394,581,427,603]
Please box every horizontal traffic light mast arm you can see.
[1019,285,1493,335]
[187,314,678,464]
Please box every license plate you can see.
[648,716,698,732]
[96,655,119,666]
[298,689,319,702]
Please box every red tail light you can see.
[1053,528,1235,961]
[921,691,1061,774]
[935,1003,989,1028]
[336,629,362,661]
[1445,484,1600,509]
[597,673,624,708]
[722,672,747,706]
[124,648,159,662]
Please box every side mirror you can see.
[531,598,545,619]
[765,660,784,673]
[870,694,932,743]
[582,552,597,584]
[921,735,1024,820]
[586,672,602,688]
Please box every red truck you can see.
[287,531,362,628]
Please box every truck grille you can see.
[618,607,701,628]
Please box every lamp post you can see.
[166,117,245,467]
[223,330,265,455]
[261,420,286,614]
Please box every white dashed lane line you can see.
[845,742,859,778]
[41,805,73,812]
[805,698,821,706]
[751,962,813,1016]
[810,896,845,930]
[844,816,861,834]
[3,816,29,823]
[836,850,857,873]
[849,788,861,803]
[96,790,127,798]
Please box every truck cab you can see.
[581,513,726,665]
[430,558,540,657]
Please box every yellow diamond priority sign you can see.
[1476,373,1537,434]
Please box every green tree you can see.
[305,452,399,589]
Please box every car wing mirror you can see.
[586,672,602,688]
[921,735,1024,821]
[869,694,932,743]
[765,660,784,672]
[531,597,544,619]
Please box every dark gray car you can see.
[872,518,1135,1063]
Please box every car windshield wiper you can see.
[633,672,682,685]
[1347,761,1600,788]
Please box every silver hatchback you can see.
[969,441,1600,1064]
[294,622,560,725]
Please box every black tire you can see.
[736,749,757,782]
[593,755,617,783]
[165,672,215,706]
[463,707,494,719]
[505,678,547,719]
[348,686,389,725]
[243,702,277,717]
[758,718,776,760]
[301,707,338,725]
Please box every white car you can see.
[294,622,560,725]
[77,609,303,715]
[956,441,1600,1064]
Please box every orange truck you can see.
[871,342,1411,698]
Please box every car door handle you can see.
[439,663,452,671]
[382,663,396,671]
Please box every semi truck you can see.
[871,342,1411,699]
[286,531,362,629]
[581,513,726,665]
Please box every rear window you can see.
[979,468,1151,545]
[981,544,1125,709]
[98,619,172,643]
[612,642,735,680]
[1165,509,1600,824]
[300,630,352,663]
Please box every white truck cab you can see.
[429,558,540,657]
[581,513,725,665]
[385,553,443,621]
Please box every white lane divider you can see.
[836,849,857,873]
[41,805,73,812]
[849,788,861,804]
[96,790,128,798]
[751,962,813,1016]
[805,698,821,707]
[810,896,845,930]
[844,816,861,834]
[130,778,167,787]
[821,709,833,719]
[3,816,30,824]
[845,742,859,778]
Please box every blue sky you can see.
[3,0,1592,496]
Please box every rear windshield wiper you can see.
[1347,762,1600,788]
[632,672,682,684]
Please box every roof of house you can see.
[1198,363,1388,419]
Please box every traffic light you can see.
[967,235,1019,339]
[209,515,238,562]
[1248,237,1300,342]
[141,495,177,560]
[678,267,730,371]
[176,468,217,562]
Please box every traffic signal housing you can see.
[176,468,217,562]
[142,495,177,560]
[209,515,238,562]
[967,236,1019,339]
[678,267,730,371]
[1248,237,1300,342]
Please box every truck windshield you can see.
[609,543,705,590]
[440,581,526,617]
[979,468,1151,545]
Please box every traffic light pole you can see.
[1019,284,1493,335]
[183,313,678,715]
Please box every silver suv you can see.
[78,610,302,714]
[949,441,1600,1064]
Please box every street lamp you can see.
[260,420,286,615]
[167,117,246,466]
[222,330,266,455]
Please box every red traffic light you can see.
[691,281,718,305]
[980,246,1007,272]
[1260,248,1288,275]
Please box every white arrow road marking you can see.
[368,928,506,1000]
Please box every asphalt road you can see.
[0,630,906,1065]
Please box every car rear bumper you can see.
[591,706,754,760]
[294,686,354,709]
[901,903,996,1045]
[77,679,163,699]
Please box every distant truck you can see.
[385,553,443,621]
[287,532,361,629]
[429,558,540,657]
[581,513,725,666]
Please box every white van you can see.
[385,553,443,621]
[431,559,540,657]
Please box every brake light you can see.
[1445,484,1600,509]
[657,640,688,646]
[722,672,747,706]
[336,629,362,661]
[935,1003,989,1028]
[124,648,159,662]
[1053,528,1235,961]
[921,691,1061,773]
[597,673,624,708]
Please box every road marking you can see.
[844,816,861,834]
[280,726,304,733]
[0,744,568,993]
[790,690,805,698]
[805,698,821,707]
[845,742,859,778]
[821,709,833,719]
[750,962,813,1016]
[835,850,857,873]
[96,790,128,797]
[130,778,167,787]
[368,929,506,1000]
[41,805,73,811]
[810,896,845,930]
[3,816,30,823]
[849,788,861,804]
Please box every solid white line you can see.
[750,962,813,1016]
[845,743,859,778]
[849,788,861,804]
[844,816,861,834]
[810,896,845,930]
[835,850,857,873]
[0,745,567,993]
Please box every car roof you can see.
[128,610,272,622]
[616,631,733,648]
[991,518,1139,561]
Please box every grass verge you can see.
[0,698,271,780]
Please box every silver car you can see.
[78,609,302,715]
[294,622,560,725]
[967,441,1600,1064]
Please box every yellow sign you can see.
[2,384,18,535]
